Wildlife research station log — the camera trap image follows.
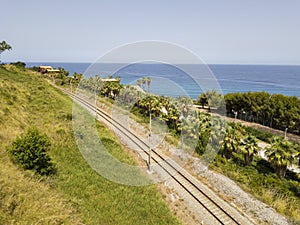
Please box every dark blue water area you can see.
[26,62,300,99]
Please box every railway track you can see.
[61,88,254,225]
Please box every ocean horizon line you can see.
[18,61,300,67]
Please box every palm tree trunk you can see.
[244,154,251,166]
[276,166,287,179]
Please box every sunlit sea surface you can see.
[27,63,300,99]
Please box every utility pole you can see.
[147,105,152,173]
[232,110,237,121]
[284,127,288,139]
[147,77,152,173]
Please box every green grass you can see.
[245,126,275,143]
[89,81,300,223]
[211,154,300,224]
[0,65,181,224]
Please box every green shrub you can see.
[245,126,274,143]
[10,61,26,69]
[7,128,55,175]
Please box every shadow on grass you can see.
[255,158,275,175]
[285,170,300,182]
[232,155,246,166]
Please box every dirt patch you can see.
[158,182,202,225]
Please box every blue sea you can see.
[26,62,300,99]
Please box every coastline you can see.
[25,62,300,99]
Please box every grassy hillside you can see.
[0,65,181,224]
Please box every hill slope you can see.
[0,65,180,224]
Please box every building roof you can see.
[47,69,60,72]
[101,78,119,82]
[39,66,53,69]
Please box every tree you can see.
[180,112,200,150]
[100,81,123,99]
[224,91,300,134]
[266,137,296,178]
[219,124,243,159]
[198,93,208,108]
[117,85,141,106]
[7,127,55,175]
[73,72,84,81]
[209,116,226,146]
[146,77,152,93]
[136,79,141,88]
[241,134,259,165]
[10,61,26,68]
[141,77,147,90]
[0,40,12,62]
[295,143,300,166]
[205,90,224,111]
[176,96,193,118]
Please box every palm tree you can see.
[138,95,158,116]
[176,96,193,118]
[209,116,226,146]
[266,137,296,178]
[219,124,243,159]
[180,114,200,149]
[141,77,146,91]
[241,134,259,165]
[94,75,103,93]
[136,79,141,88]
[146,77,152,93]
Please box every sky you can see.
[1,0,300,64]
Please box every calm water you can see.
[26,62,300,99]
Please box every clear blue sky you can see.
[1,0,300,64]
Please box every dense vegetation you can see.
[224,92,300,134]
[52,71,300,174]
[56,71,300,223]
[0,64,181,224]
[198,91,300,134]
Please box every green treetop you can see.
[0,40,12,62]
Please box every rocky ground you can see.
[191,158,291,225]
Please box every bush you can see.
[10,61,26,69]
[7,128,55,175]
[245,126,274,143]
